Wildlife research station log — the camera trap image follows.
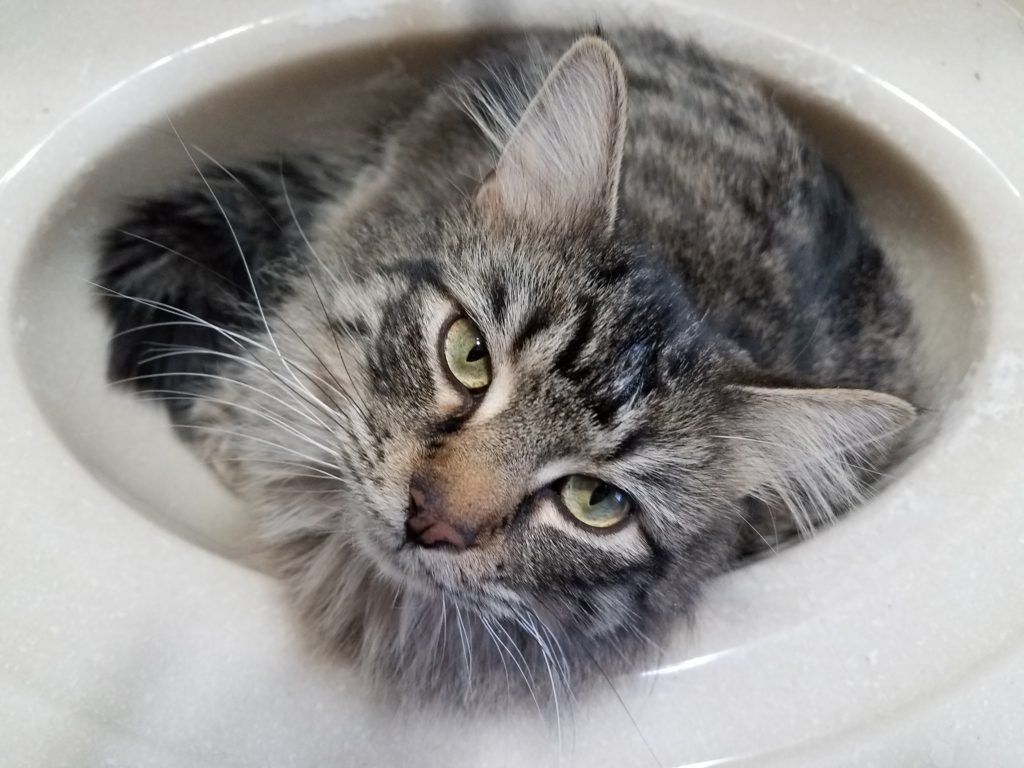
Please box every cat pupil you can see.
[465,341,485,363]
[589,484,610,507]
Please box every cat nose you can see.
[406,477,476,550]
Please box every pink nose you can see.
[406,478,476,550]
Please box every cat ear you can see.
[476,36,627,236]
[726,385,916,531]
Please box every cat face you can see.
[329,219,734,637]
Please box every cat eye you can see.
[443,316,491,392]
[559,475,632,529]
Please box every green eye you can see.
[559,476,632,529]
[443,317,491,392]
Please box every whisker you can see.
[135,388,338,458]
[96,263,365,471]
[277,155,356,287]
[165,147,371,424]
[109,318,237,342]
[174,423,341,473]
[513,608,563,750]
[212,456,347,484]
[589,652,664,768]
[439,595,449,665]
[111,228,248,294]
[296,262,372,421]
[479,615,512,701]
[122,345,336,432]
[491,617,543,714]
[111,369,330,432]
[168,121,320,422]
[177,450,346,486]
[92,283,271,353]
[273,158,373,420]
[741,515,778,555]
[270,311,371,423]
[453,604,473,694]
[129,344,354,436]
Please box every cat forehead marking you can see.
[611,341,654,404]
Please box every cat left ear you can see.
[476,36,627,237]
[725,384,916,531]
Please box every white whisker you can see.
[135,388,338,457]
[114,368,330,431]
[175,424,341,472]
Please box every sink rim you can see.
[2,1,1024,765]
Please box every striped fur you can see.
[96,29,917,708]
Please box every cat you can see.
[95,27,918,709]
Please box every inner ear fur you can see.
[725,383,916,532]
[475,36,628,237]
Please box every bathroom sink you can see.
[2,1,1023,765]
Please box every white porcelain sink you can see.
[2,1,1023,765]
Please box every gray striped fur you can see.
[96,28,917,708]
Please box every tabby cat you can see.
[96,28,917,707]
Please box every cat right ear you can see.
[475,36,627,238]
[725,384,916,532]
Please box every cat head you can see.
[252,37,915,703]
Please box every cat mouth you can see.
[346,524,429,592]
[347,520,455,598]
